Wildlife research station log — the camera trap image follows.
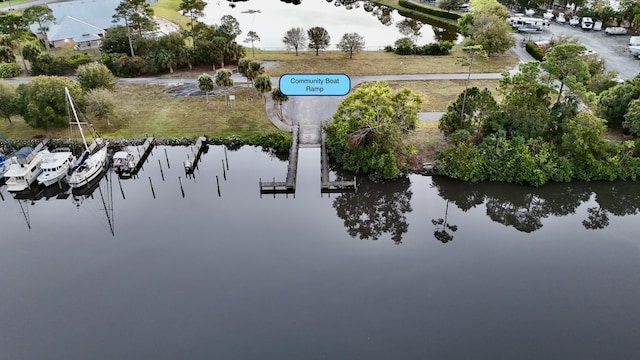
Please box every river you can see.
[0,145,639,359]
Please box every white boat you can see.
[556,13,566,24]
[569,15,580,26]
[65,87,109,189]
[605,26,628,35]
[3,144,46,192]
[112,150,134,173]
[36,149,76,187]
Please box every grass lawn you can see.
[0,85,280,140]
[387,79,501,111]
[406,120,446,163]
[261,50,518,77]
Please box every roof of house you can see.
[30,0,126,42]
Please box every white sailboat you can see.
[65,87,109,189]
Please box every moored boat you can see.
[37,149,76,187]
[3,144,46,192]
[112,150,134,173]
[65,87,110,189]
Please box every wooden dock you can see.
[128,137,155,175]
[320,132,356,193]
[184,136,208,174]
[260,126,299,194]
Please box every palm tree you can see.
[198,73,214,103]
[215,69,233,106]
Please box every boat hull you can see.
[67,146,109,189]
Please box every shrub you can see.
[0,63,22,78]
[525,41,546,61]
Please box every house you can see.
[31,0,161,50]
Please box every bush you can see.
[525,41,546,61]
[416,41,453,55]
[0,63,22,78]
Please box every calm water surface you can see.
[203,0,459,50]
[1,145,639,359]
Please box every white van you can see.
[628,36,640,56]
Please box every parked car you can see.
[581,17,594,30]
[628,36,640,56]
[605,26,628,35]
[569,15,580,26]
[556,13,566,24]
[543,9,554,20]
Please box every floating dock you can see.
[320,132,356,193]
[184,136,207,174]
[260,126,299,194]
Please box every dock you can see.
[320,132,356,193]
[128,137,155,175]
[260,126,299,194]
[184,136,208,174]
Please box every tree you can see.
[497,61,554,139]
[215,68,233,106]
[76,63,116,91]
[561,111,608,159]
[254,74,272,103]
[307,26,330,56]
[148,32,185,73]
[197,73,214,103]
[0,14,30,72]
[21,43,41,63]
[282,27,306,56]
[337,32,365,59]
[86,88,116,126]
[623,99,640,135]
[458,45,487,125]
[468,12,514,55]
[244,31,260,58]
[0,80,18,125]
[178,0,207,42]
[22,5,55,53]
[245,60,264,87]
[219,15,242,40]
[542,43,590,103]
[113,1,138,57]
[324,81,421,179]
[596,83,638,128]
[0,45,15,63]
[16,76,85,129]
[271,87,289,121]
[396,19,421,52]
[439,0,461,12]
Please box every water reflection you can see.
[215,0,458,48]
[431,176,640,233]
[333,175,412,244]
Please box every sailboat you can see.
[65,87,110,189]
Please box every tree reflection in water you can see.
[432,176,640,233]
[432,200,457,243]
[333,176,412,244]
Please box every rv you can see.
[507,16,550,31]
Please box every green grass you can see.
[262,50,518,77]
[387,79,501,111]
[1,85,281,140]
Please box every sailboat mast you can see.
[65,87,89,151]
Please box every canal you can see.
[0,145,639,359]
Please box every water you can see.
[1,145,639,359]
[203,0,459,50]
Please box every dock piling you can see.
[222,160,226,180]
[165,148,170,168]
[216,175,221,197]
[158,159,165,181]
[149,177,155,199]
[179,176,185,198]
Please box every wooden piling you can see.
[216,175,221,197]
[179,176,185,198]
[158,159,165,181]
[165,148,170,168]
[224,146,229,170]
[149,177,155,199]
[117,175,126,199]
[222,160,226,180]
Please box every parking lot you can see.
[516,21,640,80]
